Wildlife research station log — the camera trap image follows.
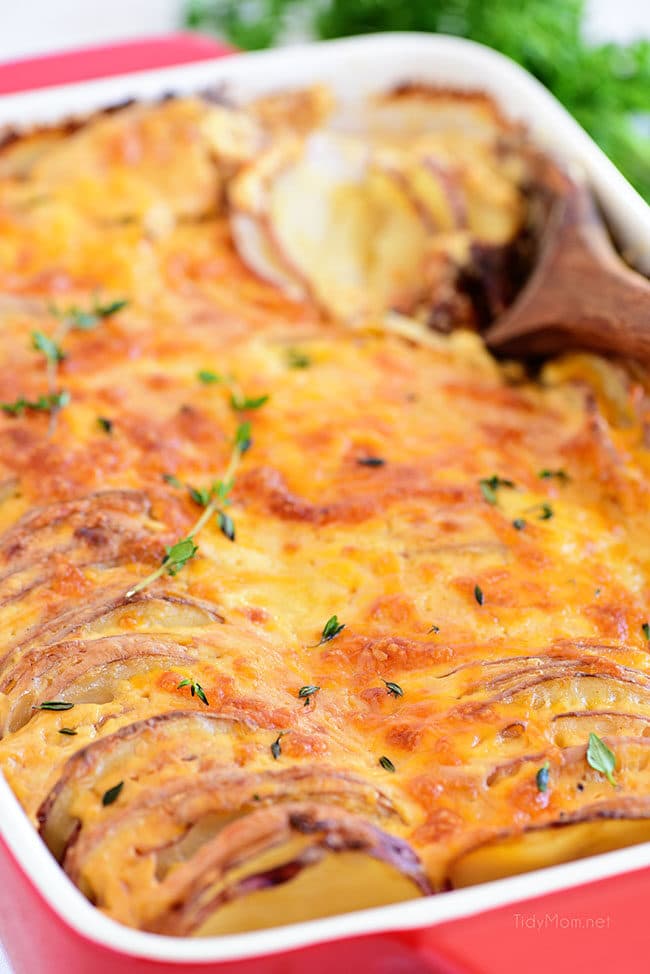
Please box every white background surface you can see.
[0,0,649,58]
[0,2,648,972]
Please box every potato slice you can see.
[551,710,650,747]
[0,633,199,735]
[38,710,258,861]
[7,588,222,662]
[0,489,151,583]
[340,86,517,145]
[59,763,401,881]
[230,132,429,320]
[143,803,430,936]
[449,802,650,888]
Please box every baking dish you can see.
[1,31,650,974]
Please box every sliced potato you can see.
[230,132,430,320]
[449,804,650,888]
[143,803,430,936]
[38,710,258,860]
[0,633,199,735]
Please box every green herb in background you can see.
[185,0,650,202]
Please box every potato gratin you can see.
[1,85,650,937]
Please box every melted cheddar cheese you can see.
[1,90,650,936]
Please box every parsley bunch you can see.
[185,0,650,202]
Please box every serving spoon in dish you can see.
[484,176,650,362]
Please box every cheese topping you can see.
[0,88,650,935]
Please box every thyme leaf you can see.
[479,475,515,505]
[271,731,287,760]
[177,678,209,706]
[32,330,64,364]
[287,348,311,369]
[539,469,569,482]
[536,761,550,792]
[298,685,320,705]
[230,392,269,411]
[102,781,124,807]
[162,473,183,488]
[217,509,235,541]
[197,369,222,384]
[164,537,199,576]
[313,615,345,646]
[1,392,70,416]
[34,701,74,712]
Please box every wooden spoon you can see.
[484,177,650,362]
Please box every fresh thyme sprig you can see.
[126,385,265,599]
[125,424,248,598]
[1,392,70,416]
[25,298,127,433]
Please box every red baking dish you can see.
[1,31,650,974]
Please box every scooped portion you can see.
[229,86,531,324]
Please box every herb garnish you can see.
[427,624,440,634]
[357,456,386,468]
[379,755,396,773]
[270,731,287,760]
[34,701,74,712]
[230,392,269,411]
[52,299,128,331]
[382,679,404,698]
[539,469,569,482]
[1,392,70,416]
[642,622,650,641]
[24,298,127,433]
[162,473,183,489]
[512,518,526,531]
[234,420,252,453]
[287,348,311,369]
[164,538,199,577]
[127,414,259,597]
[586,732,617,787]
[188,485,211,507]
[177,678,209,706]
[479,475,515,505]
[298,685,320,706]
[58,727,78,736]
[32,330,64,364]
[197,370,222,384]
[97,417,113,434]
[102,781,124,807]
[313,615,345,646]
[536,761,550,792]
[217,510,236,541]
[538,504,554,520]
[474,585,484,606]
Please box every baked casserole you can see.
[0,85,649,936]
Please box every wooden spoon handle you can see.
[485,181,650,361]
